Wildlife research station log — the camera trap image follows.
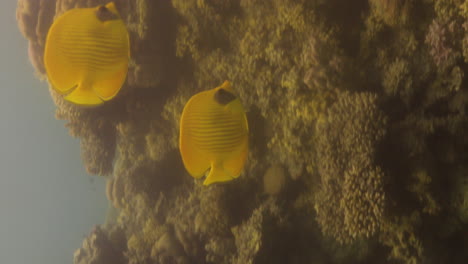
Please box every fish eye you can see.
[214,88,236,105]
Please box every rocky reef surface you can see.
[17,0,467,263]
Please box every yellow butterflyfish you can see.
[44,2,129,106]
[179,81,249,185]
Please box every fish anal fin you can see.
[92,62,128,101]
[203,162,234,186]
[64,85,103,106]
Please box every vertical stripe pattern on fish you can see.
[179,81,249,185]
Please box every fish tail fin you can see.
[64,84,103,106]
[203,163,233,186]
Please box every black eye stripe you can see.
[96,6,119,22]
[214,88,236,105]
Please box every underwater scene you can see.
[16,0,467,263]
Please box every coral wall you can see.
[17,0,467,263]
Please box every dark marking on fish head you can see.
[96,5,119,22]
[214,88,236,105]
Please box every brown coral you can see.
[425,19,462,70]
[230,200,282,264]
[74,225,126,264]
[16,0,55,77]
[342,162,385,239]
[314,91,387,244]
[379,213,424,264]
[51,87,118,176]
[369,0,413,26]
[230,207,264,264]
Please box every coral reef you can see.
[74,225,126,264]
[314,91,387,244]
[16,0,55,77]
[17,0,468,263]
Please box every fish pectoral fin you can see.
[64,85,103,106]
[203,162,234,186]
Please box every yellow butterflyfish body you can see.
[179,81,249,185]
[44,2,130,106]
